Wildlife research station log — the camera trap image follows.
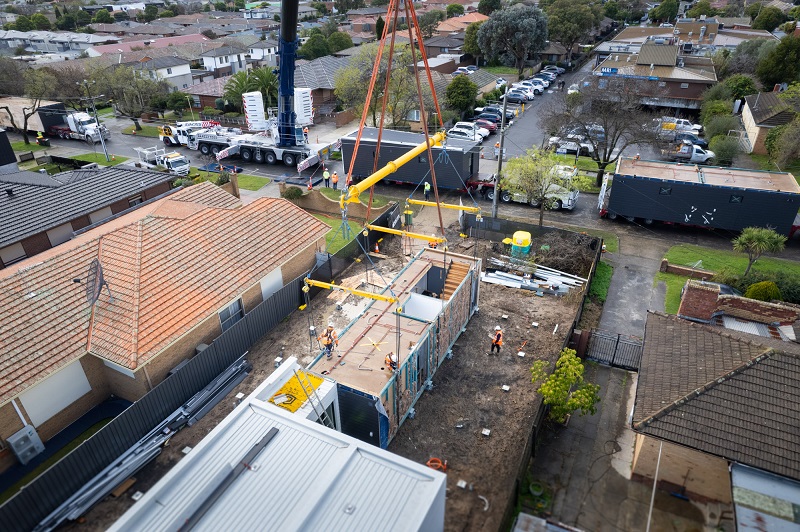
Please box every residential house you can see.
[592,41,717,109]
[0,181,329,471]
[294,55,352,109]
[200,45,249,78]
[433,12,487,36]
[248,39,279,67]
[345,7,400,22]
[741,92,796,155]
[0,132,177,268]
[424,34,465,58]
[128,55,193,90]
[184,77,228,110]
[86,33,211,57]
[0,30,121,56]
[540,42,569,64]
[349,16,377,33]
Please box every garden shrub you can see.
[744,280,782,301]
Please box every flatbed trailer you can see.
[599,157,800,235]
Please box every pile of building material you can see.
[480,264,586,296]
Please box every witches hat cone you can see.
[374,242,380,253]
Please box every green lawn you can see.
[319,186,390,208]
[236,173,270,191]
[0,418,111,505]
[749,153,800,179]
[654,271,688,314]
[11,141,48,152]
[312,213,360,254]
[571,173,601,194]
[121,124,161,137]
[664,243,800,276]
[95,107,116,118]
[483,66,519,76]
[71,153,128,166]
[588,260,613,302]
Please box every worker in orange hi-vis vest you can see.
[385,352,398,371]
[332,171,339,191]
[489,325,503,355]
[318,323,339,359]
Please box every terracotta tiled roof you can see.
[0,192,326,406]
[633,312,800,480]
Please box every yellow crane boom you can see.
[406,199,481,213]
[304,278,399,303]
[339,131,446,209]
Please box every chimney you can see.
[677,280,720,322]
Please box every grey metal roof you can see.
[127,55,189,70]
[110,378,445,532]
[200,45,247,57]
[635,42,678,66]
[294,55,351,90]
[342,127,479,152]
[0,166,174,248]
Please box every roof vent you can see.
[6,188,13,197]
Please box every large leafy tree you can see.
[462,21,484,57]
[544,0,603,65]
[477,0,501,16]
[686,0,716,18]
[500,149,571,226]
[327,31,353,53]
[334,44,432,128]
[11,15,32,31]
[733,227,786,276]
[298,34,331,59]
[723,74,759,99]
[447,4,465,18]
[0,68,57,144]
[722,38,777,78]
[92,9,113,23]
[756,35,800,88]
[30,13,51,30]
[445,75,478,118]
[418,10,446,39]
[333,0,365,14]
[648,0,678,23]
[542,77,658,186]
[477,4,548,76]
[752,6,786,31]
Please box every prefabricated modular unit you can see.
[599,157,800,236]
[340,127,481,190]
[309,248,481,448]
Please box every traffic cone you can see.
[111,154,115,161]
[374,242,380,253]
[480,149,485,159]
[307,178,313,191]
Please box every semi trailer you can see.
[598,157,800,235]
[0,97,110,143]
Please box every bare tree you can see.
[500,149,571,226]
[542,78,660,186]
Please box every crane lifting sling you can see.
[304,278,399,304]
[339,131,446,210]
[406,199,481,213]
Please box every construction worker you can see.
[303,126,309,141]
[424,181,431,201]
[494,141,500,160]
[323,168,331,188]
[428,234,438,249]
[385,352,398,371]
[319,323,339,359]
[489,325,503,355]
[332,171,339,190]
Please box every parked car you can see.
[530,75,550,87]
[495,78,507,90]
[513,81,543,95]
[567,83,580,95]
[474,113,503,124]
[466,65,478,72]
[447,128,483,142]
[452,121,490,139]
[536,72,558,81]
[483,105,515,121]
[508,87,534,100]
[542,65,565,75]
[455,66,472,75]
[475,118,497,132]
[673,131,708,148]
[501,92,526,104]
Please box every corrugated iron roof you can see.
[635,42,678,66]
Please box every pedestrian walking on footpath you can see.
[489,325,503,355]
[323,168,331,188]
[332,171,339,190]
[424,181,431,201]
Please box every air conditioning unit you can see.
[7,425,45,465]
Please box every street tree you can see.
[477,0,501,16]
[445,75,478,118]
[327,31,353,53]
[462,21,484,58]
[732,227,786,276]
[686,0,716,18]
[75,9,92,27]
[447,4,465,18]
[500,149,570,226]
[298,34,331,59]
[30,13,51,30]
[756,35,800,88]
[723,73,759,99]
[11,15,32,31]
[752,6,786,31]
[418,10,446,39]
[477,4,548,76]
[542,77,659,186]
[648,0,678,23]
[544,0,603,65]
[97,65,168,131]
[319,18,339,38]
[0,68,57,144]
[143,4,158,21]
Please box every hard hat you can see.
[495,326,501,331]
[328,322,334,327]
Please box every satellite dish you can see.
[85,258,112,306]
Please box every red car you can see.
[475,118,497,132]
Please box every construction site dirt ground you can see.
[66,207,587,531]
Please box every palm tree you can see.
[732,227,787,276]
[223,71,253,112]
[249,67,279,109]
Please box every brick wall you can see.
[281,236,326,285]
[71,214,91,231]
[677,280,719,321]
[659,259,714,280]
[109,198,131,215]
[632,434,732,504]
[20,232,52,258]
[100,359,150,401]
[241,282,263,313]
[143,182,171,201]
[277,185,391,222]
[145,313,222,385]
[717,295,800,325]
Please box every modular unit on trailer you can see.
[340,127,481,190]
[109,366,446,532]
[598,157,800,235]
[308,248,481,448]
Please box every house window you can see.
[224,55,229,63]
[0,242,27,266]
[680,83,689,89]
[659,187,672,195]
[166,67,172,75]
[219,298,244,331]
[730,194,743,204]
[128,194,143,207]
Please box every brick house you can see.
[0,132,176,269]
[0,182,328,471]
[741,92,796,155]
[631,304,800,506]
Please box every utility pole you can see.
[491,88,510,218]
[80,80,110,162]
